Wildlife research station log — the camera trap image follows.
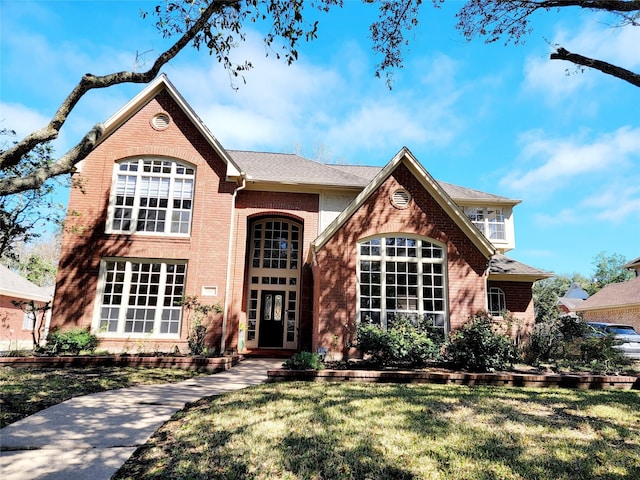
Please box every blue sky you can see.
[2,1,639,277]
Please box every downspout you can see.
[220,175,246,354]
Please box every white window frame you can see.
[464,206,506,241]
[106,157,195,236]
[22,308,35,330]
[94,258,187,338]
[488,287,506,316]
[357,235,449,332]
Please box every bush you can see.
[524,321,562,365]
[40,327,99,355]
[356,316,441,367]
[523,317,631,374]
[447,314,516,372]
[282,352,324,370]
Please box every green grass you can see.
[113,382,640,480]
[0,366,208,427]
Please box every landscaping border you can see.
[0,355,239,372]
[268,368,640,390]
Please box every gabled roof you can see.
[562,282,590,300]
[312,147,496,257]
[0,264,53,303]
[94,74,243,179]
[578,276,640,311]
[488,254,553,281]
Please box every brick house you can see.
[0,264,53,351]
[578,276,640,332]
[51,75,551,357]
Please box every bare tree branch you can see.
[0,0,239,196]
[551,46,640,88]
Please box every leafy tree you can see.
[0,130,65,261]
[456,0,640,88]
[0,0,426,198]
[590,251,633,293]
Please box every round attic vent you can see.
[151,113,171,130]
[391,189,411,208]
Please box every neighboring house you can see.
[578,276,640,332]
[557,282,589,316]
[623,257,640,277]
[0,264,53,351]
[51,75,551,357]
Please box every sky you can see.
[2,0,639,277]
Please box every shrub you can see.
[40,327,99,355]
[356,316,441,367]
[524,321,562,365]
[282,352,324,370]
[447,313,516,372]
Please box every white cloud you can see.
[500,126,640,194]
[168,32,468,159]
[582,183,640,223]
[0,103,50,138]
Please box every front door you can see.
[258,290,285,348]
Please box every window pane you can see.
[100,259,186,336]
[110,159,194,235]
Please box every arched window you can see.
[108,158,195,235]
[488,287,506,316]
[358,236,448,332]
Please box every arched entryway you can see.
[245,218,302,349]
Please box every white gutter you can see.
[220,176,246,354]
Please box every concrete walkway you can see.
[0,358,282,480]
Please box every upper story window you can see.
[464,206,505,240]
[488,287,506,316]
[109,158,195,235]
[358,236,448,332]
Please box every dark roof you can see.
[228,150,519,203]
[578,276,640,311]
[623,256,640,269]
[489,254,553,280]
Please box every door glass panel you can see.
[274,294,282,321]
[264,295,272,321]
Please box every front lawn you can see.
[113,381,640,480]
[0,366,208,427]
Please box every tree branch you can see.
[0,0,239,196]
[550,46,640,88]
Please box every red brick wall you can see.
[581,308,640,332]
[313,163,489,357]
[1,296,39,347]
[487,280,536,339]
[227,190,320,350]
[52,90,236,353]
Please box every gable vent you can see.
[391,189,411,208]
[151,113,171,130]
